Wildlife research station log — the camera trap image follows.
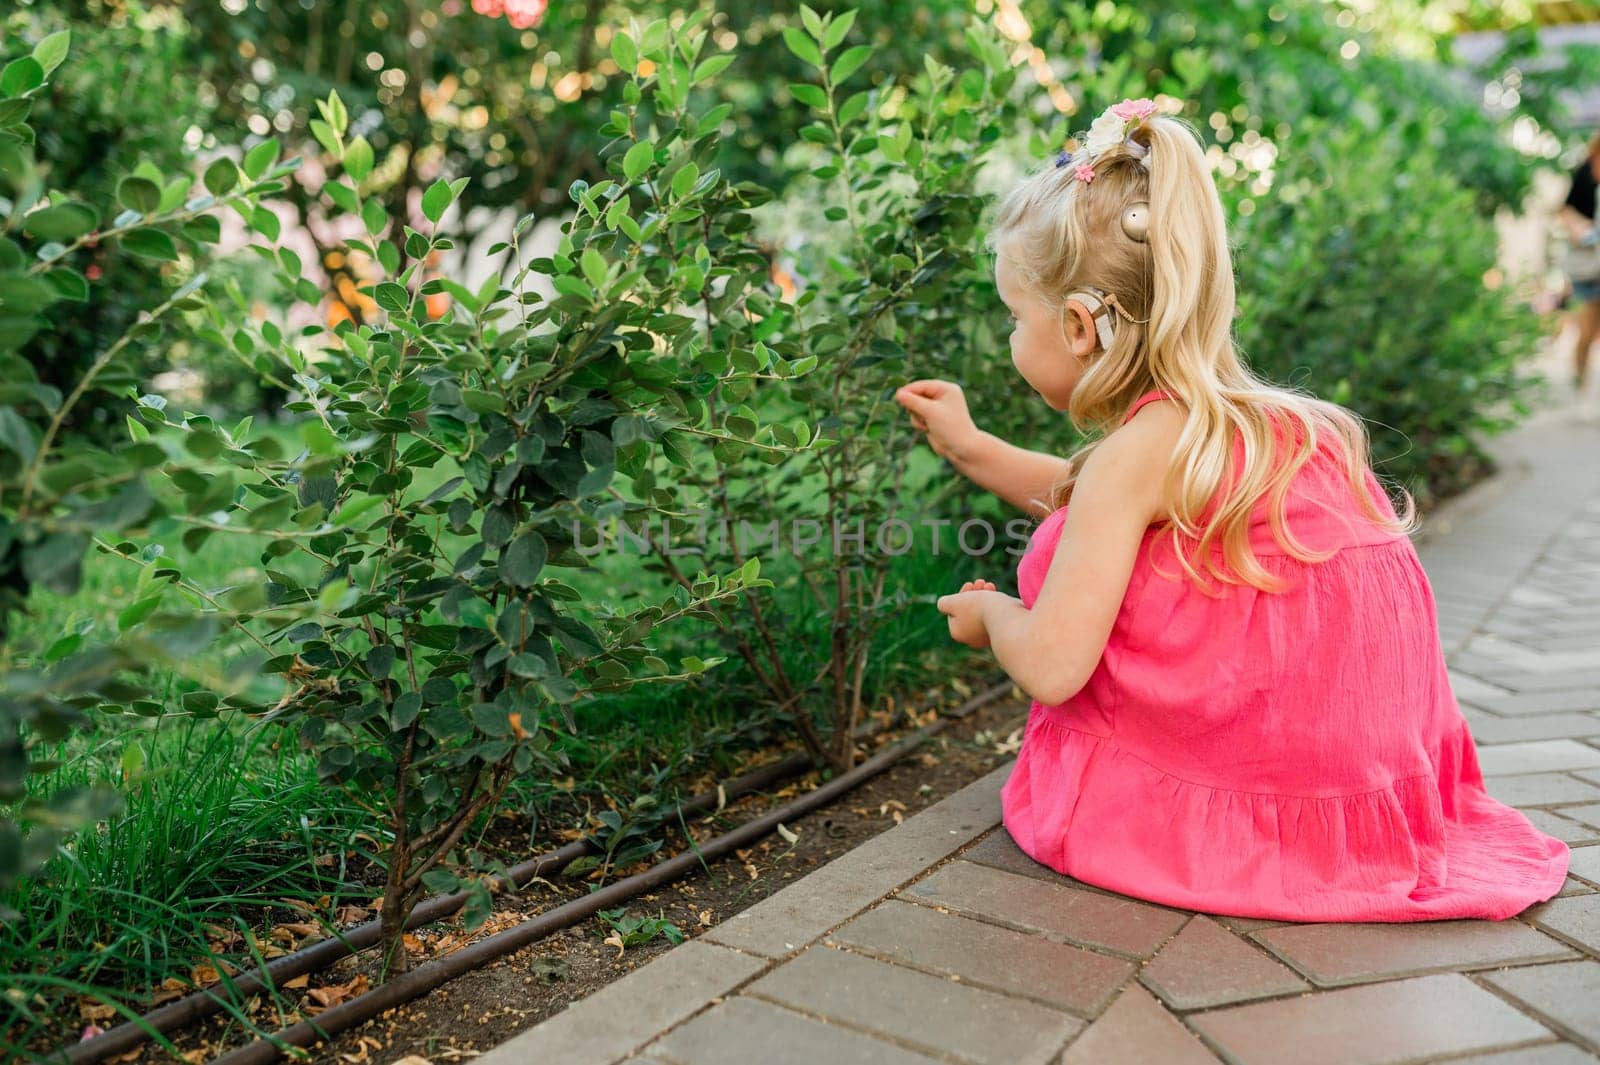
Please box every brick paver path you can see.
[478,408,1600,1065]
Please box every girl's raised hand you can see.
[894,379,983,466]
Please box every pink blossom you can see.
[471,0,505,16]
[80,1026,106,1042]
[1110,97,1157,121]
[441,0,461,12]
[505,0,546,27]
[1074,163,1096,183]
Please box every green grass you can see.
[1,719,369,1050]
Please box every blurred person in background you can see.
[1558,131,1600,392]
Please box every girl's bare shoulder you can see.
[1085,399,1188,517]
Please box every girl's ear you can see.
[1062,299,1099,360]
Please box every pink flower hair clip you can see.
[1054,96,1162,181]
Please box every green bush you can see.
[0,27,296,899]
[1228,116,1539,506]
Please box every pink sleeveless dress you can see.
[1000,390,1570,921]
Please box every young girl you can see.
[895,98,1569,922]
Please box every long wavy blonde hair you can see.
[984,113,1416,593]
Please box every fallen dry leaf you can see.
[189,961,237,986]
[78,1000,115,1022]
[306,973,369,1012]
[603,932,625,960]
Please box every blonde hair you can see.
[984,113,1416,592]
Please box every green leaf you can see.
[250,205,281,242]
[421,178,454,224]
[308,123,338,163]
[0,406,39,463]
[362,198,386,237]
[822,9,856,51]
[117,596,162,632]
[374,282,409,317]
[22,533,87,595]
[838,90,870,126]
[800,3,825,40]
[116,176,161,214]
[334,493,385,527]
[623,140,655,183]
[325,90,349,137]
[0,58,44,98]
[670,162,700,200]
[22,202,97,241]
[120,228,178,261]
[501,532,547,587]
[43,267,87,302]
[692,54,735,85]
[44,632,81,663]
[830,44,873,86]
[344,135,374,183]
[470,702,511,737]
[242,138,279,181]
[32,30,70,77]
[610,31,638,73]
[203,158,237,196]
[392,691,422,729]
[789,83,828,110]
[782,27,822,67]
[182,215,222,244]
[551,275,594,301]
[121,743,146,781]
[324,180,358,213]
[0,274,60,313]
[580,248,608,289]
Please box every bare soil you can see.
[103,675,1029,1065]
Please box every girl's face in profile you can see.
[995,252,1090,411]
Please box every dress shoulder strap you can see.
[1121,389,1177,425]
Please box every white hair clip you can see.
[1054,97,1159,183]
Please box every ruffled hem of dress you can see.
[999,709,1570,923]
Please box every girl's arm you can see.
[952,430,1073,521]
[894,379,1069,520]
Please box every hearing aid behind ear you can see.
[1122,203,1149,242]
[1064,288,1118,352]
